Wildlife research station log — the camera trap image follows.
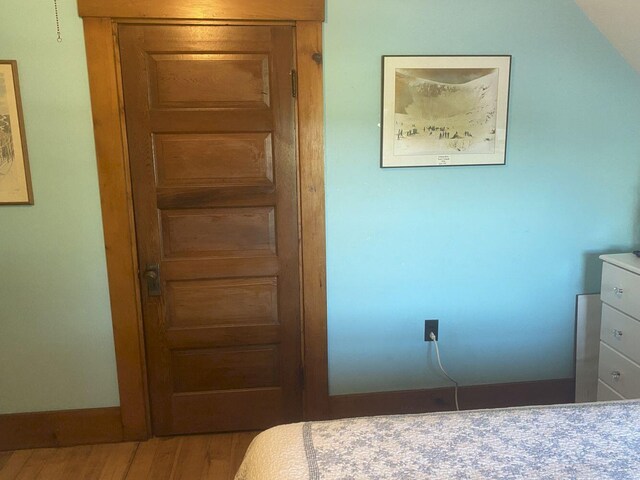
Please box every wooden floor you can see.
[0,432,259,480]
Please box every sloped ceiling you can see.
[576,0,640,73]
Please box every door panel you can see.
[171,389,284,433]
[171,346,280,392]
[119,24,301,435]
[153,133,274,187]
[160,207,276,257]
[166,278,279,328]
[148,53,271,109]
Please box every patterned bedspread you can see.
[236,400,640,480]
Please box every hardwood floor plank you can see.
[229,432,259,479]
[204,433,233,479]
[124,438,158,479]
[57,446,94,479]
[0,450,33,480]
[75,444,108,479]
[148,437,183,479]
[1,431,258,480]
[0,453,13,473]
[32,446,77,479]
[77,444,125,479]
[97,443,137,480]
[172,435,211,479]
[14,449,56,480]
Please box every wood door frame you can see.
[79,0,328,440]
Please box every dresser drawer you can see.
[600,303,640,364]
[601,262,640,319]
[597,379,625,401]
[598,342,640,398]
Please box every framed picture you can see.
[0,60,33,204]
[381,55,511,168]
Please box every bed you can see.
[235,400,640,479]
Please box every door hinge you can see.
[291,69,298,98]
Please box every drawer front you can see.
[597,379,625,401]
[600,303,640,364]
[601,262,640,319]
[598,342,640,399]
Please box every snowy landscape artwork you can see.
[381,56,511,167]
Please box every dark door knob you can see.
[143,264,161,296]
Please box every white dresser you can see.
[597,253,640,401]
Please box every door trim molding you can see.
[80,12,328,439]
[77,0,325,21]
[83,17,150,440]
[296,21,330,420]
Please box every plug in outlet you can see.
[424,320,439,341]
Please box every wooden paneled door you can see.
[118,24,302,435]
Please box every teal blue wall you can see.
[0,0,119,412]
[325,0,640,394]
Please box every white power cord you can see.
[429,332,460,411]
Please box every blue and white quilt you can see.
[236,400,640,479]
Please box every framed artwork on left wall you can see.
[0,60,33,205]
[381,55,511,168]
